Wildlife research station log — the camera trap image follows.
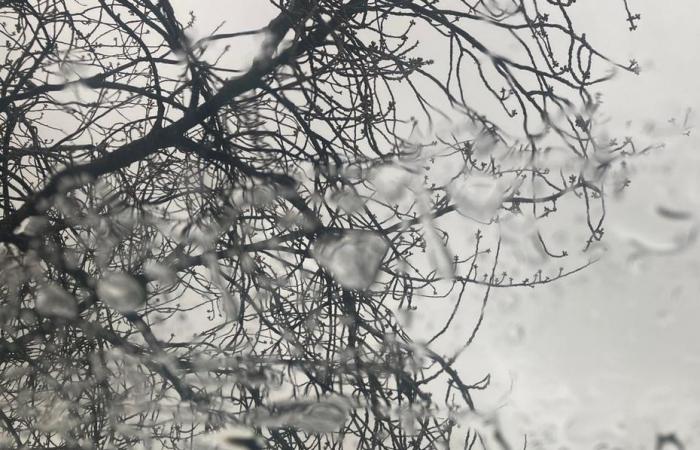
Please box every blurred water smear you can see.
[249,396,352,434]
[199,425,265,450]
[35,284,78,320]
[13,215,49,237]
[312,230,389,290]
[448,172,524,224]
[96,271,146,314]
[369,163,418,203]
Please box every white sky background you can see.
[461,1,700,447]
[173,1,700,447]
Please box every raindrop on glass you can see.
[312,230,389,290]
[96,271,146,314]
[14,216,49,237]
[36,284,78,319]
[448,173,506,223]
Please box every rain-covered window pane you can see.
[0,1,696,449]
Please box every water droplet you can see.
[35,284,78,319]
[421,218,454,279]
[472,129,500,156]
[14,216,49,236]
[143,260,177,285]
[110,206,138,235]
[417,193,454,279]
[505,323,525,345]
[221,293,241,321]
[200,426,264,450]
[625,224,699,261]
[369,163,416,202]
[188,221,223,248]
[656,205,693,221]
[203,253,240,321]
[327,188,366,214]
[312,230,389,289]
[243,183,277,207]
[499,213,546,264]
[253,397,351,433]
[96,272,146,314]
[239,253,256,273]
[56,173,94,193]
[19,308,38,324]
[448,173,506,223]
[656,433,685,450]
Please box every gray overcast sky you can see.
[462,1,700,447]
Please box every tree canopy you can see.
[0,1,644,449]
